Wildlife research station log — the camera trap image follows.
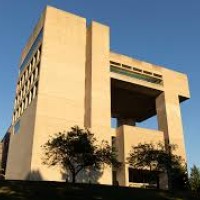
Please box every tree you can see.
[42,126,120,183]
[189,165,200,192]
[127,142,186,190]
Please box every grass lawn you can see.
[0,180,200,200]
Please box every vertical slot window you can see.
[14,121,20,134]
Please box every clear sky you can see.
[0,0,200,170]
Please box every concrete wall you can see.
[6,99,37,179]
[30,6,87,181]
[5,10,45,180]
[116,125,164,186]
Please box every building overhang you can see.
[111,78,162,122]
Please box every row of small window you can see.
[13,82,38,123]
[14,64,40,109]
[110,61,163,79]
[110,65,163,85]
[17,46,41,93]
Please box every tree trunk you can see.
[72,172,76,183]
[156,174,160,189]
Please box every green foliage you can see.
[127,142,187,190]
[128,143,182,171]
[190,165,200,192]
[42,126,120,183]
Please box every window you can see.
[14,121,20,134]
[128,168,158,184]
[110,61,121,66]
[21,74,25,85]
[22,86,26,97]
[153,73,162,78]
[21,102,24,115]
[143,70,152,75]
[20,28,43,72]
[110,65,162,85]
[132,67,142,72]
[13,38,41,123]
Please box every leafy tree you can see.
[190,165,200,192]
[42,126,120,183]
[127,142,186,190]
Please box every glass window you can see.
[20,28,43,72]
[128,168,158,184]
[14,120,20,134]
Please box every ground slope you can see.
[0,181,199,200]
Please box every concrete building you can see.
[3,6,190,188]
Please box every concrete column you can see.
[85,22,112,184]
[156,92,186,161]
[85,22,111,130]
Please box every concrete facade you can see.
[4,6,190,188]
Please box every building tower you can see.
[4,6,190,188]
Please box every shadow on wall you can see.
[26,167,103,184]
[24,167,104,184]
[26,170,43,181]
[62,166,103,184]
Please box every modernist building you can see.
[3,6,190,189]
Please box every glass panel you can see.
[20,28,43,72]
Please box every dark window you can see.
[153,73,162,78]
[110,61,121,66]
[132,67,142,72]
[129,168,157,183]
[143,70,152,75]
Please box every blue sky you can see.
[0,0,200,170]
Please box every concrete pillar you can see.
[156,92,186,161]
[85,22,111,129]
[85,22,112,184]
